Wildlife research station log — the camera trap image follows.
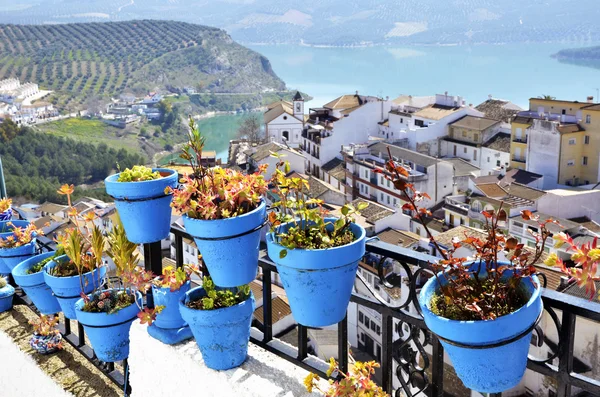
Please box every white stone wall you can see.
[526,120,561,189]
[267,113,304,148]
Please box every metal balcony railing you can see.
[14,227,600,397]
[513,137,528,144]
[512,157,527,163]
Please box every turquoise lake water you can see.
[206,43,600,159]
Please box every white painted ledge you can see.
[129,322,328,397]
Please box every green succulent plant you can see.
[117,165,161,182]
[186,277,250,310]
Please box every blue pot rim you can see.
[74,289,142,320]
[12,251,56,284]
[266,217,366,253]
[105,167,177,186]
[179,285,253,314]
[0,239,36,256]
[152,279,191,293]
[182,198,266,226]
[0,284,15,298]
[419,261,542,326]
[43,255,102,281]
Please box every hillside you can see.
[0,1,599,46]
[553,46,600,70]
[0,20,286,109]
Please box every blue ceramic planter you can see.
[0,284,15,312]
[105,168,178,244]
[0,207,11,221]
[183,200,266,287]
[0,240,37,274]
[30,332,63,354]
[75,290,142,362]
[418,262,543,393]
[0,220,32,274]
[179,286,254,370]
[152,281,191,329]
[12,252,61,315]
[266,218,366,327]
[43,255,107,319]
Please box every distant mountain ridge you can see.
[1,0,600,46]
[553,46,600,70]
[0,20,286,109]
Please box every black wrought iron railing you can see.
[13,227,600,397]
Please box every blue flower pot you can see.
[179,286,254,370]
[30,332,63,354]
[266,218,366,327]
[152,281,191,329]
[0,240,37,274]
[0,207,11,221]
[75,290,142,362]
[183,200,266,287]
[12,251,61,315]
[0,284,15,312]
[105,168,178,244]
[43,255,107,319]
[0,220,32,274]
[418,262,543,393]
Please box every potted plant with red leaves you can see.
[266,156,368,327]
[304,358,388,397]
[378,146,552,393]
[29,315,63,355]
[0,198,12,221]
[168,117,268,287]
[145,264,198,344]
[0,222,41,274]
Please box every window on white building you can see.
[463,147,467,154]
[360,333,365,342]
[568,138,576,145]
[380,193,383,200]
[487,157,490,163]
[496,160,501,166]
[364,316,370,328]
[393,198,397,206]
[585,135,590,144]
[370,322,376,332]
[473,150,477,161]
[400,118,403,123]
[387,180,390,188]
[360,184,364,193]
[583,156,588,166]
[387,195,390,204]
[359,312,364,323]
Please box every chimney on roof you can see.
[587,96,594,103]
[355,90,359,96]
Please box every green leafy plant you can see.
[304,359,388,396]
[28,246,65,275]
[268,156,368,258]
[117,165,162,182]
[168,117,268,220]
[153,264,198,292]
[0,222,42,249]
[53,184,160,323]
[379,146,555,320]
[185,276,250,310]
[0,276,6,288]
[0,198,11,213]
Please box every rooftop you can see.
[351,198,395,224]
[264,101,302,124]
[472,168,544,187]
[368,142,441,168]
[443,158,480,177]
[475,98,522,122]
[483,132,511,153]
[413,104,462,121]
[376,228,421,248]
[320,157,346,180]
[248,142,303,162]
[323,93,379,110]
[391,95,436,109]
[449,115,500,131]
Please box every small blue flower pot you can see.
[0,207,12,221]
[179,286,254,370]
[266,218,366,327]
[105,168,178,244]
[75,290,142,362]
[12,251,61,315]
[183,200,266,287]
[30,332,63,354]
[43,255,107,319]
[418,262,543,393]
[0,240,37,274]
[0,283,15,312]
[152,281,191,329]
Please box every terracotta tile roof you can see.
[476,183,507,198]
[351,199,394,224]
[512,115,534,125]
[475,99,522,122]
[533,264,564,291]
[434,226,486,249]
[368,142,441,167]
[504,183,546,201]
[557,124,585,134]
[472,168,543,187]
[37,202,67,214]
[308,176,343,200]
[323,94,371,110]
[582,103,600,111]
[449,115,500,131]
[483,132,511,153]
[266,100,291,110]
[321,158,346,180]
[264,102,302,124]
[253,296,291,324]
[249,142,303,162]
[376,228,420,248]
[413,104,461,121]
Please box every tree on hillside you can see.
[237,114,264,144]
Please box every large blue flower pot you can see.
[43,255,107,319]
[0,220,32,274]
[183,200,266,287]
[12,251,61,315]
[0,284,15,312]
[0,207,12,221]
[418,262,543,393]
[266,218,366,327]
[105,168,178,244]
[152,281,191,329]
[75,290,142,362]
[0,240,37,274]
[179,286,254,370]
